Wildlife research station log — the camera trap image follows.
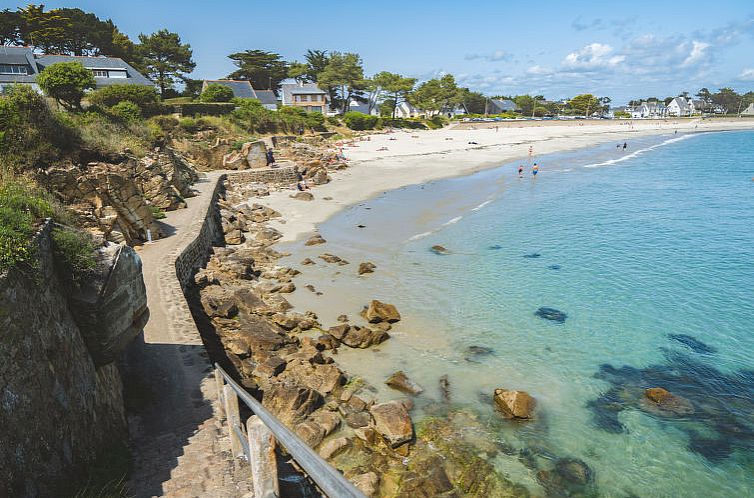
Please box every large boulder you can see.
[641,387,694,416]
[385,371,424,396]
[362,300,401,323]
[242,140,268,169]
[199,285,238,318]
[370,400,414,448]
[493,388,536,419]
[262,382,324,425]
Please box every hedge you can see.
[176,102,236,116]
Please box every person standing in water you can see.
[518,165,524,177]
[622,142,627,150]
[532,163,539,176]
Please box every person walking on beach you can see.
[532,163,539,176]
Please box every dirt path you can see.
[125,172,253,498]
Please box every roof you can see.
[489,99,518,112]
[35,53,152,86]
[280,82,328,105]
[253,89,278,106]
[202,80,255,99]
[669,97,689,110]
[0,46,39,84]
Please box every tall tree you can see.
[0,9,22,45]
[372,71,416,118]
[410,74,460,116]
[458,88,487,115]
[49,8,114,55]
[568,93,601,116]
[18,4,70,53]
[227,50,288,90]
[317,52,366,114]
[137,29,195,96]
[711,87,740,114]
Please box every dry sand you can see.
[261,118,754,241]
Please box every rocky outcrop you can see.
[362,300,401,323]
[493,388,536,419]
[222,141,268,170]
[385,371,424,396]
[370,400,414,448]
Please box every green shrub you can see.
[343,111,379,130]
[150,115,179,132]
[178,102,236,116]
[51,226,96,282]
[326,116,341,126]
[426,115,448,129]
[0,179,53,272]
[178,117,212,133]
[88,85,160,113]
[380,118,427,129]
[37,62,96,111]
[200,83,235,103]
[109,101,142,122]
[148,205,166,219]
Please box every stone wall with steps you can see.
[229,166,299,187]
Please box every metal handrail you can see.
[214,363,366,498]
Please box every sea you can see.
[279,130,754,497]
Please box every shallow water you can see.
[279,131,754,497]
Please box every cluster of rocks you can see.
[40,147,199,244]
[221,140,269,170]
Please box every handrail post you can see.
[223,384,242,458]
[247,415,279,498]
[214,367,226,419]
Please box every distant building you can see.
[280,82,328,113]
[629,101,666,118]
[200,80,278,109]
[486,99,518,114]
[666,97,697,117]
[741,102,754,116]
[0,46,152,94]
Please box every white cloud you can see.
[562,43,625,69]
[683,41,710,66]
[526,65,552,75]
[739,68,754,80]
[465,50,511,62]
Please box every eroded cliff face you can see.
[0,222,149,497]
[39,147,199,245]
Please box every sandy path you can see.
[260,119,754,242]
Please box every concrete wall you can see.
[0,221,144,497]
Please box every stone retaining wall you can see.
[175,175,227,288]
[229,166,299,186]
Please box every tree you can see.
[568,93,601,116]
[200,83,234,102]
[410,74,460,116]
[37,61,95,110]
[513,95,536,116]
[17,4,69,53]
[47,8,115,55]
[227,50,288,90]
[317,52,366,114]
[712,87,740,114]
[372,71,416,118]
[137,29,195,96]
[459,88,487,115]
[0,9,22,45]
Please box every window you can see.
[301,95,309,102]
[108,70,127,78]
[0,64,28,75]
[92,69,108,77]
[310,94,319,102]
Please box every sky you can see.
[30,0,754,103]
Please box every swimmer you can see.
[518,165,524,177]
[532,163,539,176]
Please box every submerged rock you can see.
[319,253,348,265]
[641,387,694,416]
[488,244,503,250]
[385,371,424,396]
[358,262,376,275]
[431,245,450,255]
[668,334,717,354]
[439,375,451,403]
[523,252,541,258]
[548,264,561,270]
[464,345,494,363]
[535,307,567,323]
[494,388,536,419]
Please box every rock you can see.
[358,262,376,275]
[493,388,536,419]
[431,245,450,255]
[301,258,315,265]
[535,307,567,323]
[310,410,341,436]
[311,169,330,185]
[339,326,389,349]
[464,345,494,363]
[316,334,339,350]
[318,437,350,460]
[642,387,694,416]
[336,314,348,323]
[295,420,325,448]
[225,229,245,245]
[385,371,424,396]
[262,382,324,425]
[305,234,327,246]
[328,324,350,341]
[370,400,413,448]
[351,472,379,497]
[523,252,541,258]
[290,192,314,201]
[554,458,593,485]
[345,411,372,428]
[319,253,347,264]
[668,334,717,354]
[242,140,268,169]
[439,375,451,403]
[200,286,238,318]
[253,356,287,379]
[362,300,401,323]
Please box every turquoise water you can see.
[282,131,754,496]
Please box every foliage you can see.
[459,89,487,115]
[343,111,379,130]
[177,116,212,133]
[37,61,96,111]
[372,71,416,118]
[230,99,325,134]
[227,49,289,90]
[426,115,448,129]
[614,111,631,118]
[410,74,461,116]
[326,115,341,126]
[380,118,426,129]
[317,52,367,114]
[178,102,236,116]
[88,84,160,113]
[200,83,235,103]
[289,49,330,83]
[568,93,601,116]
[149,115,179,132]
[108,101,142,122]
[0,84,77,172]
[137,29,195,95]
[148,205,166,220]
[0,178,53,272]
[51,225,96,282]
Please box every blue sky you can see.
[35,0,754,103]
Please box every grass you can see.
[51,225,97,283]
[0,178,54,272]
[69,441,133,498]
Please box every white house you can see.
[629,101,666,118]
[741,102,754,116]
[666,97,697,117]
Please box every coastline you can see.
[260,118,754,242]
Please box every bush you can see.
[37,62,96,111]
[200,83,234,103]
[380,118,427,129]
[0,179,53,272]
[51,225,96,282]
[178,102,236,116]
[88,85,160,113]
[326,116,341,126]
[426,115,448,129]
[109,101,142,122]
[343,111,379,130]
[150,115,179,132]
[178,117,212,133]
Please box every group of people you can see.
[518,163,539,178]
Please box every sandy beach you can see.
[261,118,754,242]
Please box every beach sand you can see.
[261,118,754,242]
